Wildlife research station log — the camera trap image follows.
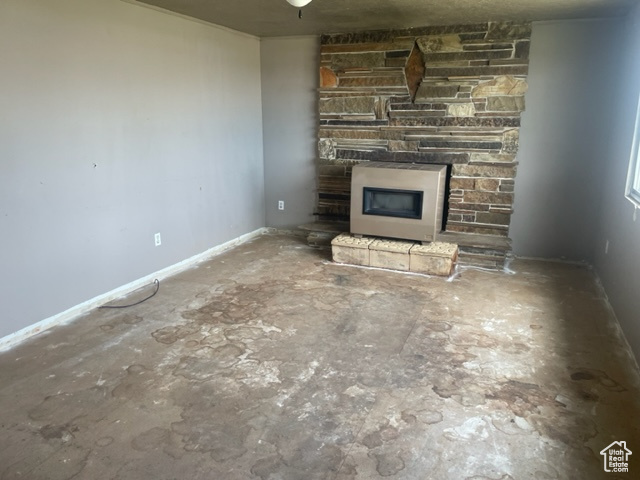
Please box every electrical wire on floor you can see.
[99,279,160,309]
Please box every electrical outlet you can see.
[278,200,284,211]
[154,232,162,247]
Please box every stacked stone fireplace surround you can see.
[316,22,531,268]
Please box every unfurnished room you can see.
[1,0,640,479]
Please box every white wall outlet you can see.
[605,240,609,254]
[278,200,284,211]
[154,232,162,246]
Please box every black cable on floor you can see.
[99,279,160,309]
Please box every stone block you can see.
[447,224,509,236]
[389,140,419,152]
[423,50,512,62]
[410,242,458,276]
[320,40,415,54]
[472,76,528,97]
[390,116,520,128]
[415,84,460,102]
[453,164,517,179]
[485,22,532,40]
[387,50,412,58]
[469,153,517,164]
[420,139,501,150]
[410,24,489,36]
[502,129,520,154]
[417,34,464,53]
[320,97,376,115]
[335,149,469,164]
[338,75,407,88]
[476,212,511,226]
[386,58,408,68]
[446,103,476,117]
[515,41,531,59]
[486,96,526,112]
[331,233,373,266]
[424,65,529,77]
[320,67,338,88]
[369,239,413,271]
[463,191,514,205]
[318,138,337,160]
[450,178,475,190]
[475,178,500,191]
[331,53,386,69]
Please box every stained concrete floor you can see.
[1,233,639,480]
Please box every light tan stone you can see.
[331,233,373,266]
[369,250,410,271]
[369,238,414,253]
[486,96,526,112]
[502,129,520,154]
[369,239,413,271]
[447,103,476,117]
[331,233,372,248]
[417,34,464,53]
[471,76,528,98]
[410,242,458,276]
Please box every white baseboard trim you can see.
[0,228,268,352]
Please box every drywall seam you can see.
[0,228,268,352]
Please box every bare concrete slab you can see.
[0,233,639,479]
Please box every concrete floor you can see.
[1,233,639,480]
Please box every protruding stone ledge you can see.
[331,233,458,276]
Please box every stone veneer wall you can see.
[317,22,531,238]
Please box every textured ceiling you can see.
[131,0,635,37]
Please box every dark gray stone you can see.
[424,65,529,77]
[447,223,509,236]
[423,50,513,62]
[485,22,532,41]
[331,53,386,70]
[321,40,415,54]
[390,117,521,128]
[338,75,407,88]
[414,84,460,102]
[486,96,526,112]
[463,191,514,205]
[515,41,531,59]
[386,50,411,58]
[320,119,389,126]
[420,140,502,150]
[320,97,377,114]
[321,31,397,45]
[405,24,489,36]
[335,149,469,164]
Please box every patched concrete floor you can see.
[1,234,639,480]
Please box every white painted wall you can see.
[512,19,621,261]
[261,36,319,228]
[0,0,264,338]
[593,3,640,361]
